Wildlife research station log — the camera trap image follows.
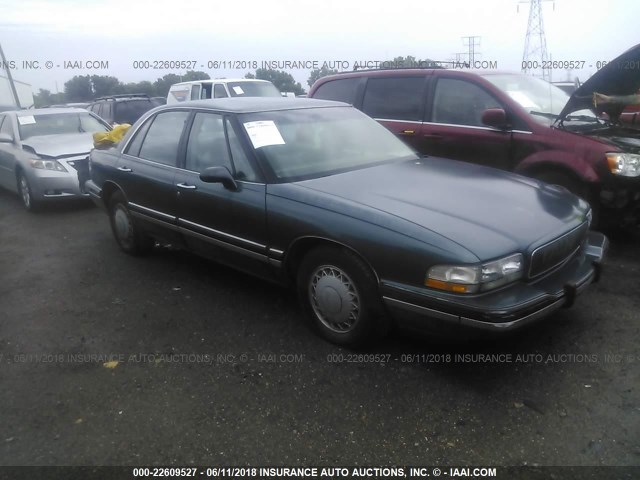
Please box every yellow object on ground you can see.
[93,124,132,148]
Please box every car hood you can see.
[292,158,589,260]
[582,126,640,154]
[558,43,640,120]
[21,133,95,158]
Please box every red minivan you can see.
[309,44,640,229]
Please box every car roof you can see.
[7,107,91,116]
[158,97,349,113]
[172,79,273,86]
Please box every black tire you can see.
[17,171,39,212]
[108,191,153,255]
[296,246,389,347]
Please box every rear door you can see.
[360,76,428,152]
[422,74,512,170]
[116,110,190,243]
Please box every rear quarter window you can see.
[312,78,360,104]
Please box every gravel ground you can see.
[0,189,638,469]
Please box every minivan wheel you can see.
[108,191,153,255]
[18,172,39,212]
[297,246,389,347]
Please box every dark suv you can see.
[87,94,157,126]
[309,44,640,228]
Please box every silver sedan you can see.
[0,108,110,211]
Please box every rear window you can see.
[362,77,425,121]
[114,100,155,124]
[312,78,359,104]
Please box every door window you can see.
[191,85,201,100]
[313,78,360,104]
[185,113,233,173]
[225,118,258,182]
[0,115,13,137]
[361,77,424,121]
[214,84,228,98]
[431,78,502,127]
[138,111,189,166]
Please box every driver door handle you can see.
[177,183,197,190]
[117,166,132,172]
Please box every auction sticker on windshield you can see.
[17,115,36,125]
[243,120,285,148]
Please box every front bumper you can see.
[27,157,90,201]
[382,231,608,333]
[597,176,640,228]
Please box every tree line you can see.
[34,56,434,107]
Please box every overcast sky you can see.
[0,0,638,93]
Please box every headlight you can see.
[426,253,524,294]
[607,153,640,177]
[29,159,67,172]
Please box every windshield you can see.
[18,112,109,140]
[482,74,596,124]
[227,81,282,98]
[240,106,418,182]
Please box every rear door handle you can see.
[399,129,416,136]
[177,183,197,190]
[117,166,132,172]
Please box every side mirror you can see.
[200,166,238,191]
[481,108,509,130]
[0,133,14,143]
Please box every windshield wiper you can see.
[565,114,603,123]
[530,111,559,119]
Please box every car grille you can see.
[529,222,589,278]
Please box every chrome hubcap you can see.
[20,177,30,207]
[309,266,360,333]
[113,207,131,242]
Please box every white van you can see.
[166,79,281,104]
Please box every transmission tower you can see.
[462,36,481,66]
[519,0,554,81]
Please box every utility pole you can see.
[461,36,481,66]
[519,0,554,81]
[0,42,21,108]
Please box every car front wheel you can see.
[108,191,153,255]
[18,172,39,211]
[297,246,389,347]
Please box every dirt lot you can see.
[0,189,638,468]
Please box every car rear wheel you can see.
[297,246,389,347]
[17,172,39,212]
[108,191,153,255]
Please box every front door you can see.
[174,112,269,277]
[422,76,512,171]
